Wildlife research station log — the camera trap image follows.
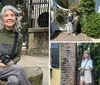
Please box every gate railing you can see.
[76,70,99,85]
[27,0,49,28]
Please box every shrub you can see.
[79,0,95,15]
[55,8,68,25]
[69,1,81,13]
[82,13,100,38]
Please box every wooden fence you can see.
[27,0,49,28]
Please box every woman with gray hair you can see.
[79,51,93,85]
[0,5,31,85]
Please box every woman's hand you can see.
[89,66,92,71]
[0,60,14,68]
[0,61,8,68]
[78,67,82,70]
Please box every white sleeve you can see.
[89,60,93,69]
[81,60,83,68]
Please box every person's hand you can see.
[89,66,92,71]
[0,62,8,68]
[78,67,82,70]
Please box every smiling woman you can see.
[4,10,16,30]
[79,51,93,85]
[0,5,32,85]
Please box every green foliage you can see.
[91,43,100,84]
[56,0,68,9]
[16,0,27,30]
[90,43,100,70]
[79,0,96,15]
[82,13,100,38]
[69,0,76,3]
[69,1,81,13]
[78,15,85,28]
[21,22,28,32]
[90,43,100,57]
[55,8,68,25]
[17,0,24,4]
[94,55,100,84]
[0,3,3,11]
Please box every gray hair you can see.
[0,5,22,32]
[82,50,91,60]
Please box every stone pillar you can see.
[61,43,76,85]
[28,27,48,56]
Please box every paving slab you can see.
[18,55,49,85]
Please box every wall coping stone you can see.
[28,28,48,33]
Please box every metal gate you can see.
[26,0,49,28]
[76,70,99,85]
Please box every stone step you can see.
[0,67,43,85]
[22,48,27,55]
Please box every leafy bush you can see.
[69,1,81,13]
[79,0,95,15]
[82,13,100,38]
[94,56,100,70]
[55,9,68,25]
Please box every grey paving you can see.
[18,55,49,85]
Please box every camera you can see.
[0,54,11,65]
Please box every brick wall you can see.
[61,43,76,85]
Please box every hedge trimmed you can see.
[82,13,100,38]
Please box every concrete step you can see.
[25,67,43,85]
[22,48,27,55]
[18,55,49,85]
[0,67,43,85]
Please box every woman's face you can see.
[84,53,88,59]
[4,10,16,30]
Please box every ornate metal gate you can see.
[76,70,99,85]
[26,0,49,28]
[26,0,49,56]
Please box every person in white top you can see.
[66,13,73,35]
[79,51,93,85]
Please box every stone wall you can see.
[28,28,49,56]
[61,43,76,85]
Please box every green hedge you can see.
[82,13,100,38]
[54,8,68,27]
